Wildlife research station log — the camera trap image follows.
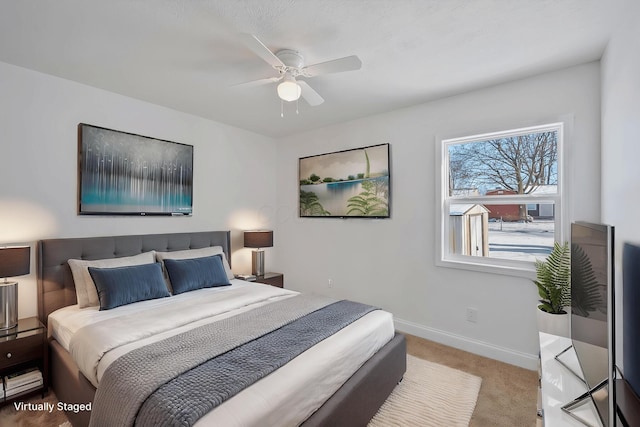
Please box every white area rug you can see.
[369,355,482,427]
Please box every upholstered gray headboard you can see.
[37,231,231,326]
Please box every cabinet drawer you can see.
[0,333,43,370]
[258,276,283,287]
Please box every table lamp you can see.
[0,246,30,330]
[244,230,273,277]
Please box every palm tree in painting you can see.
[364,149,370,178]
[346,180,388,216]
[300,190,331,216]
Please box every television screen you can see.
[299,143,390,218]
[78,124,193,216]
[570,221,614,426]
[623,243,640,397]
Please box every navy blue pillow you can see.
[163,255,231,295]
[88,262,170,310]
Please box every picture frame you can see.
[77,123,193,216]
[299,143,390,218]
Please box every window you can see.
[438,122,565,275]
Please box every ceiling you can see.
[0,1,622,138]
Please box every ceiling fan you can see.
[236,33,362,109]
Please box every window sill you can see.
[436,256,537,279]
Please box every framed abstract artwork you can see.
[78,123,193,216]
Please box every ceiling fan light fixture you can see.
[277,75,301,102]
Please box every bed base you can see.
[50,333,406,427]
[301,333,406,427]
[50,340,95,427]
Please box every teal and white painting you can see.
[299,143,390,218]
[78,124,193,215]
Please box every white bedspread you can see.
[48,280,395,426]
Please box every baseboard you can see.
[394,317,538,370]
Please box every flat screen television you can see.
[563,221,615,426]
[78,124,193,216]
[619,242,640,426]
[299,143,390,218]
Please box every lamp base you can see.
[252,250,265,277]
[0,281,18,330]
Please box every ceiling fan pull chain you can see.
[296,99,299,115]
[281,99,284,118]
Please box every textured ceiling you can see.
[0,0,622,137]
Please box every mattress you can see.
[48,279,395,426]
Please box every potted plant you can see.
[534,241,571,337]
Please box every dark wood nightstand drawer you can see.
[255,273,284,288]
[0,333,43,370]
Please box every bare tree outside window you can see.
[449,131,558,221]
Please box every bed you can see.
[37,231,406,427]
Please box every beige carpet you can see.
[369,355,482,427]
[404,334,538,426]
[0,392,69,427]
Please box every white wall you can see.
[275,63,602,368]
[0,61,278,319]
[601,0,640,371]
[0,56,606,369]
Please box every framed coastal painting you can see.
[299,143,390,218]
[78,123,193,216]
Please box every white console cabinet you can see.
[539,332,603,427]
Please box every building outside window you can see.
[438,122,565,274]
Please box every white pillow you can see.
[155,246,234,281]
[68,251,156,308]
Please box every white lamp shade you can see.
[277,78,301,102]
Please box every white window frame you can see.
[436,121,569,278]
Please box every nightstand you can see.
[0,317,48,406]
[255,272,284,288]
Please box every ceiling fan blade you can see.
[238,33,285,69]
[298,80,324,106]
[230,76,281,89]
[303,55,362,77]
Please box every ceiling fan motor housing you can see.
[275,49,304,75]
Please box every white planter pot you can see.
[536,307,570,337]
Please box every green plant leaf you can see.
[533,241,571,314]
